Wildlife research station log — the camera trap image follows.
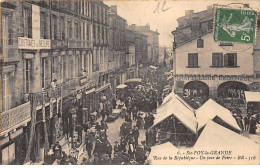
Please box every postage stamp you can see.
[214,7,258,44]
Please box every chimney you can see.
[110,5,117,14]
[185,10,194,16]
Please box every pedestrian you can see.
[128,138,135,159]
[104,140,112,159]
[85,138,93,159]
[132,106,138,121]
[113,141,121,155]
[94,138,104,157]
[144,113,149,129]
[120,137,127,152]
[136,115,142,130]
[244,116,250,131]
[249,117,257,134]
[133,126,139,147]
[101,120,108,133]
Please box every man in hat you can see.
[113,141,121,154]
[133,126,140,148]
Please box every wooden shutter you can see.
[195,53,198,67]
[234,53,237,67]
[188,54,191,67]
[224,54,228,67]
[219,53,223,67]
[212,53,216,67]
[8,15,12,45]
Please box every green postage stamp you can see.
[214,6,258,44]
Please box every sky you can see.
[104,0,259,48]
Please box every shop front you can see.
[0,102,31,164]
[174,74,254,99]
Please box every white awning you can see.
[194,121,258,164]
[84,88,95,95]
[195,99,241,132]
[125,78,142,83]
[152,94,197,134]
[116,84,128,89]
[148,142,179,165]
[244,91,260,103]
[95,83,111,93]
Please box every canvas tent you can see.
[160,92,194,114]
[152,94,197,134]
[193,121,259,164]
[147,142,179,165]
[195,99,241,132]
[244,91,260,103]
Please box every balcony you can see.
[68,39,82,48]
[29,86,62,108]
[2,45,19,62]
[51,39,68,50]
[0,102,31,135]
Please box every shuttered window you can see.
[212,53,223,67]
[188,53,198,68]
[23,7,32,38]
[224,53,237,67]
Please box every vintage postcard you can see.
[0,0,259,165]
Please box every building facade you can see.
[125,28,137,80]
[108,5,126,93]
[172,6,255,99]
[129,24,159,65]
[0,0,110,164]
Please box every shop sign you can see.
[174,74,254,82]
[0,102,31,134]
[79,77,88,86]
[18,37,51,50]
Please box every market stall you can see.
[150,94,198,147]
[195,99,241,133]
[193,121,259,165]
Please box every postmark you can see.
[214,6,258,44]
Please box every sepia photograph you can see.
[0,0,259,165]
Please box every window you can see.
[75,22,79,39]
[51,57,57,81]
[41,58,46,88]
[224,53,237,67]
[25,59,32,93]
[23,7,32,38]
[93,25,96,41]
[40,12,47,39]
[197,39,204,48]
[188,53,198,68]
[67,19,72,38]
[62,56,67,82]
[2,14,12,45]
[2,73,12,112]
[60,17,65,40]
[52,15,58,39]
[212,53,223,67]
[87,24,90,41]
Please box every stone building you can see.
[172,5,256,99]
[0,0,109,164]
[108,5,127,93]
[129,24,159,65]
